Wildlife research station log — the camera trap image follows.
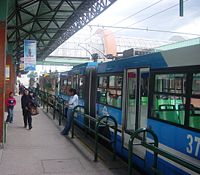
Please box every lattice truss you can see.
[7,0,116,64]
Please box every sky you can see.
[39,0,200,73]
[82,0,200,41]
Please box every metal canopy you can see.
[7,0,116,64]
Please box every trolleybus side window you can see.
[63,80,67,86]
[151,73,186,125]
[192,73,200,95]
[97,76,108,104]
[109,76,115,88]
[67,77,72,86]
[97,75,122,108]
[190,73,200,129]
[79,76,85,99]
[73,75,78,90]
[63,76,72,94]
[60,78,68,94]
[99,76,108,88]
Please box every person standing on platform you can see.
[21,89,32,130]
[5,92,16,123]
[61,88,78,135]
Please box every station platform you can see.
[0,96,141,175]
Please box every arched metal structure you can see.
[7,0,117,70]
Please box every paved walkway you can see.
[0,96,128,175]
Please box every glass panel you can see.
[190,98,200,129]
[63,80,67,85]
[109,76,115,88]
[107,89,116,106]
[108,75,122,89]
[139,70,149,128]
[152,94,186,125]
[126,71,137,130]
[60,78,68,94]
[106,89,122,108]
[192,73,200,95]
[98,75,122,108]
[67,77,72,86]
[116,90,122,108]
[99,77,103,87]
[102,77,108,88]
[116,76,122,89]
[98,76,108,88]
[97,88,107,104]
[155,74,186,94]
[79,76,85,99]
[73,75,78,89]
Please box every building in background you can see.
[50,28,174,62]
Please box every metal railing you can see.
[37,90,66,125]
[71,105,85,139]
[72,107,118,162]
[38,91,118,162]
[94,115,118,162]
[128,128,200,175]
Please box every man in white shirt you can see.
[61,88,78,135]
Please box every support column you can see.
[6,55,15,100]
[0,22,7,143]
[0,0,8,143]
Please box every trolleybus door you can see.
[123,68,149,159]
[139,68,149,129]
[85,68,97,129]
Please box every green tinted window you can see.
[97,75,122,108]
[189,98,200,130]
[152,94,186,125]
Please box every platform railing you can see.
[71,105,85,139]
[54,96,65,125]
[72,107,118,162]
[94,115,118,162]
[38,92,118,162]
[38,90,66,125]
[128,128,200,175]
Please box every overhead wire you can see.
[88,0,194,39]
[104,0,190,36]
[85,0,164,41]
[121,0,189,30]
[87,25,200,37]
[111,0,164,26]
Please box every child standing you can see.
[5,92,16,123]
